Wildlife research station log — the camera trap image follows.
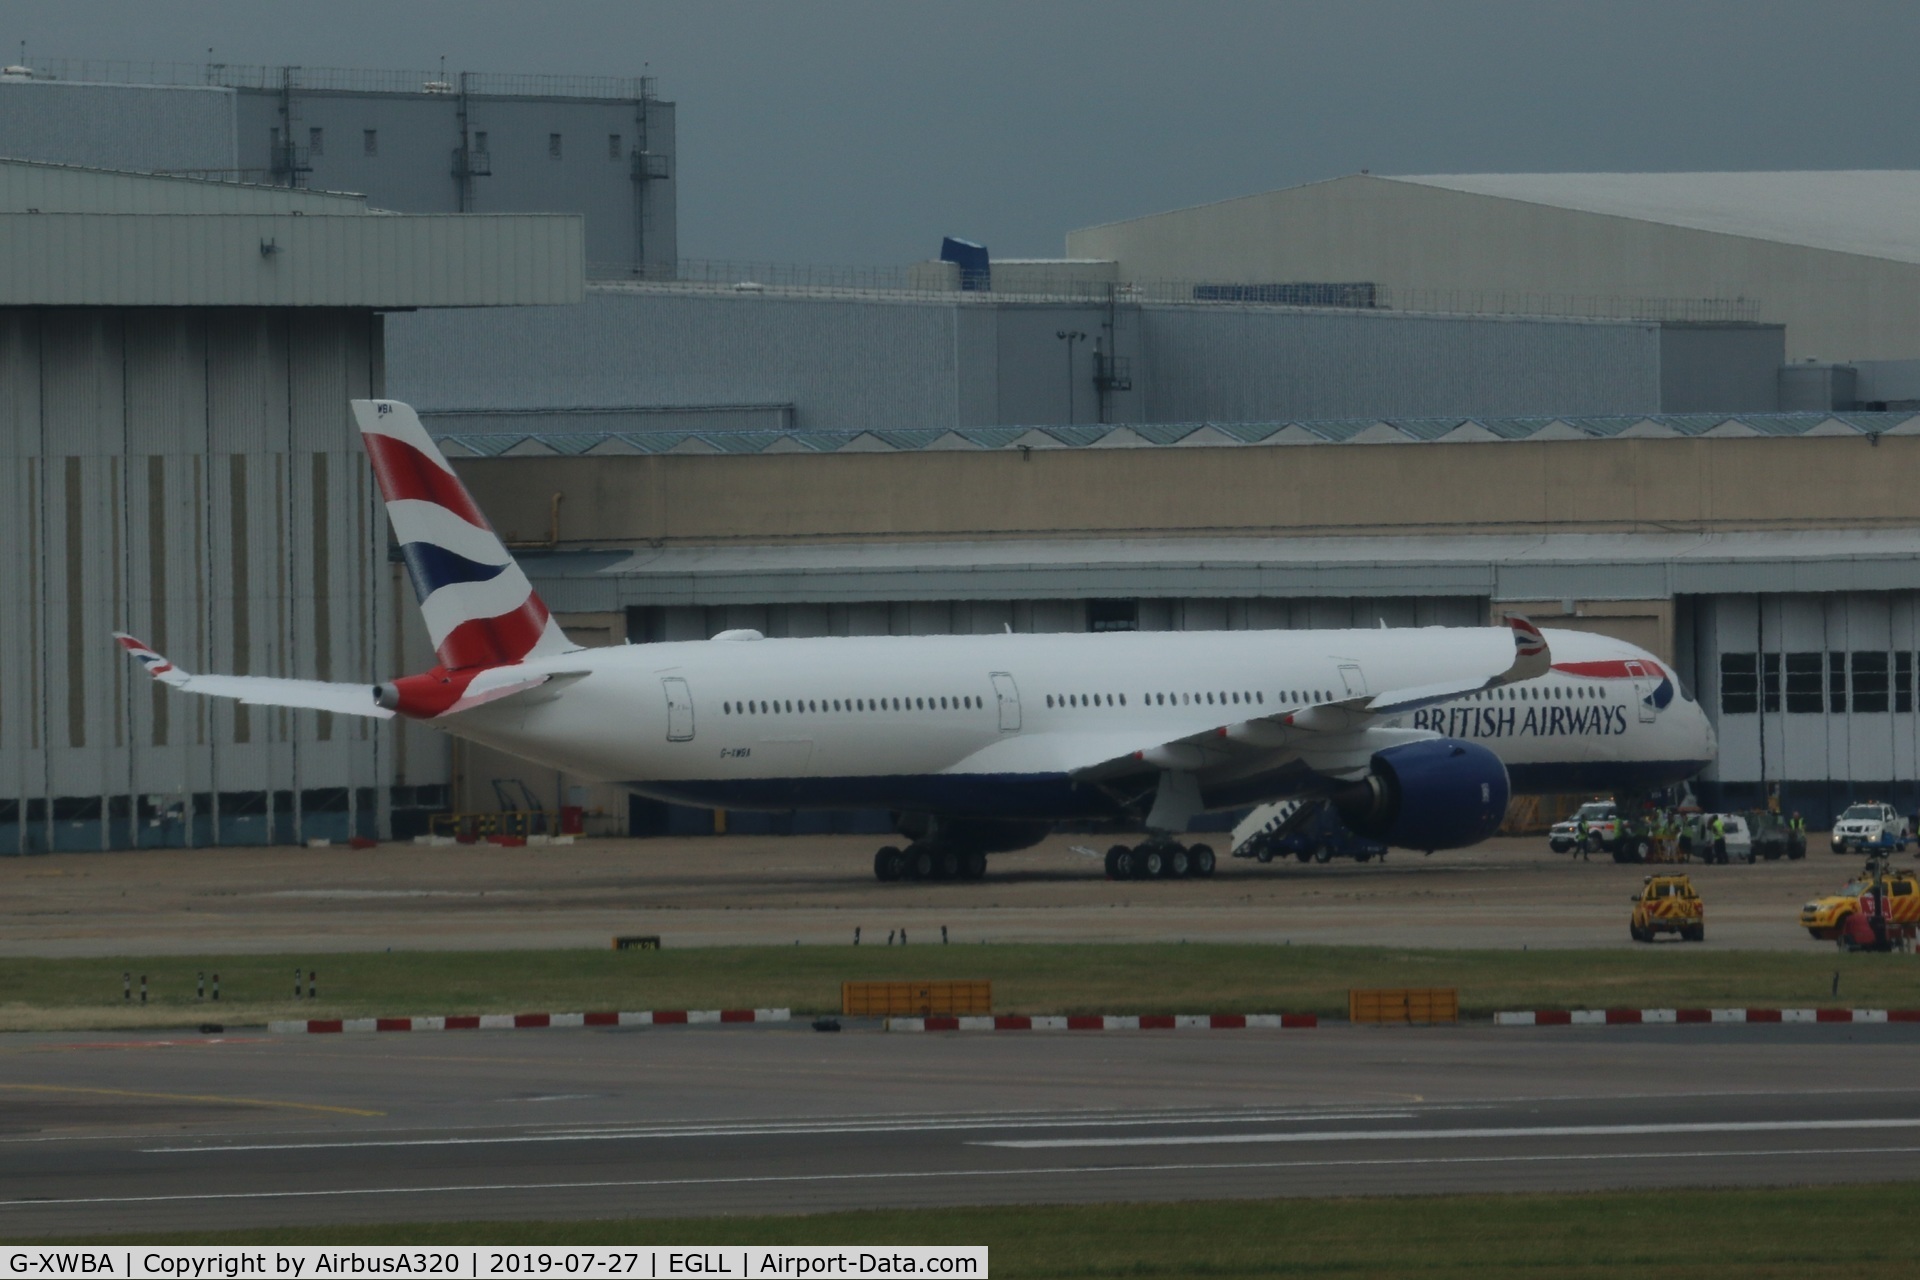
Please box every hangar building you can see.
[0,157,581,854]
[441,401,1920,831]
[390,284,1784,434]
[1065,171,1920,374]
[0,61,672,275]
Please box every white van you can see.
[1696,813,1752,864]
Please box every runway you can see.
[5,1022,1919,1237]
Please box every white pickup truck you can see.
[1829,802,1909,855]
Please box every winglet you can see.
[1503,615,1551,681]
[112,633,190,686]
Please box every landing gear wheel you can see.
[1114,849,1137,879]
[1255,848,1274,864]
[1105,846,1127,879]
[874,847,904,882]
[1142,847,1168,878]
[1170,847,1192,878]
[1190,844,1216,877]
[961,850,987,880]
[908,848,935,881]
[935,849,961,880]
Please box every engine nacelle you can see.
[373,668,472,719]
[1331,738,1510,852]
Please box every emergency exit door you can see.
[662,677,695,741]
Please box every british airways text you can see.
[1410,703,1629,738]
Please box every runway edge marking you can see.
[1492,1008,1920,1027]
[268,1009,791,1034]
[887,1013,1318,1032]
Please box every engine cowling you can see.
[373,668,474,719]
[1330,738,1510,852]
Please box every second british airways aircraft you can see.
[116,400,1716,882]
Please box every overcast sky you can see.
[12,1,1920,264]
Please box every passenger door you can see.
[990,673,1022,732]
[661,677,695,742]
[1625,660,1658,723]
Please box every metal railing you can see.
[3,58,654,100]
[587,259,1760,323]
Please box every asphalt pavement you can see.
[4,1021,1919,1237]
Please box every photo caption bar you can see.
[4,1246,988,1279]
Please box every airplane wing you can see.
[1068,615,1551,786]
[113,633,395,720]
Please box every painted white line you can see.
[11,1144,1920,1209]
[983,1117,1920,1150]
[141,1109,1420,1154]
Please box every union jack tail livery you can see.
[1507,615,1547,659]
[351,399,576,671]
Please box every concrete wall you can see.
[0,306,425,853]
[453,433,1920,550]
[233,89,673,274]
[0,80,237,174]
[1067,175,1920,363]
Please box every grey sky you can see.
[13,1,1920,265]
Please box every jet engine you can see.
[1330,738,1510,852]
[373,669,469,719]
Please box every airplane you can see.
[114,399,1717,883]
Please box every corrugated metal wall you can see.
[0,306,428,854]
[1690,591,1920,824]
[623,595,1486,644]
[385,289,1678,434]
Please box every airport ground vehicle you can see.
[1748,811,1807,861]
[1549,801,1619,854]
[1631,874,1705,942]
[1800,865,1920,941]
[1693,813,1752,864]
[1829,802,1908,855]
[1234,803,1389,864]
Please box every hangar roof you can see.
[433,410,1920,458]
[0,157,583,307]
[1388,171,1920,265]
[519,527,1920,610]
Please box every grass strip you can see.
[29,1183,1920,1276]
[3,943,1916,1032]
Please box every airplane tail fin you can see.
[351,399,576,670]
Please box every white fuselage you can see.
[445,625,1715,821]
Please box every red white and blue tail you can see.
[351,399,576,671]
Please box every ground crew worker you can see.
[1712,813,1727,864]
[1575,815,1590,860]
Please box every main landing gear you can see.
[873,844,988,882]
[1104,841,1217,880]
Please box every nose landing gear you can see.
[1104,841,1217,880]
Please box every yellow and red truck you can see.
[1631,874,1705,943]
